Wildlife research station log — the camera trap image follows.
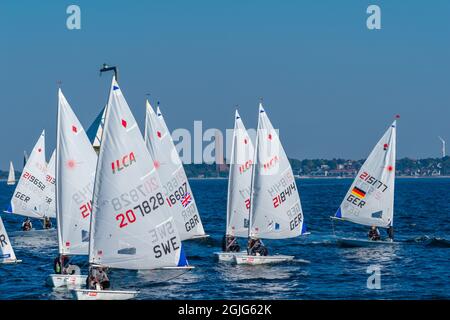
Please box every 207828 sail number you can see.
[111,184,165,228]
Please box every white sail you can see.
[249,104,305,239]
[335,121,397,228]
[0,216,18,263]
[89,78,188,270]
[7,131,49,219]
[145,101,206,240]
[56,89,97,255]
[42,150,56,218]
[7,161,15,185]
[226,110,254,237]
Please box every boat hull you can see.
[336,237,398,247]
[187,234,210,240]
[72,289,139,300]
[214,251,246,262]
[234,255,294,265]
[46,274,87,288]
[1,259,22,265]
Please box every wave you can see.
[408,235,450,247]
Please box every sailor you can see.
[368,225,381,241]
[43,216,52,229]
[387,226,394,241]
[222,234,240,252]
[53,255,70,274]
[97,267,110,290]
[87,266,110,290]
[21,217,32,231]
[248,238,268,256]
[87,267,99,290]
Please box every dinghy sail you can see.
[226,110,254,238]
[235,103,306,265]
[0,216,22,264]
[145,101,207,240]
[332,120,397,246]
[6,131,53,220]
[215,110,254,262]
[7,161,16,185]
[46,89,98,288]
[73,77,191,300]
[56,89,97,256]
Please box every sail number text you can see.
[22,171,46,191]
[273,182,296,208]
[115,192,164,228]
[359,172,388,192]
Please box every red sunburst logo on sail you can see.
[121,119,127,128]
[67,160,76,169]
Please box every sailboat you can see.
[214,110,254,262]
[6,131,56,226]
[46,89,97,288]
[145,101,208,240]
[331,120,398,247]
[7,161,16,185]
[72,77,192,300]
[234,103,307,265]
[0,216,22,264]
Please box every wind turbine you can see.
[438,136,446,158]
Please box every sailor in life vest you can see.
[368,225,381,241]
[21,217,32,231]
[53,255,70,274]
[43,216,52,229]
[222,234,240,253]
[247,238,268,256]
[87,266,110,291]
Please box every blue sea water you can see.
[0,178,449,300]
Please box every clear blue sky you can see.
[1,0,449,169]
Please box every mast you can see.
[225,110,238,235]
[55,85,63,255]
[247,102,262,241]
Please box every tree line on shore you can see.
[2,156,450,180]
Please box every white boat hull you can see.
[234,255,295,265]
[46,274,87,288]
[336,237,398,247]
[1,259,22,265]
[214,251,245,262]
[72,289,139,300]
[188,234,210,240]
